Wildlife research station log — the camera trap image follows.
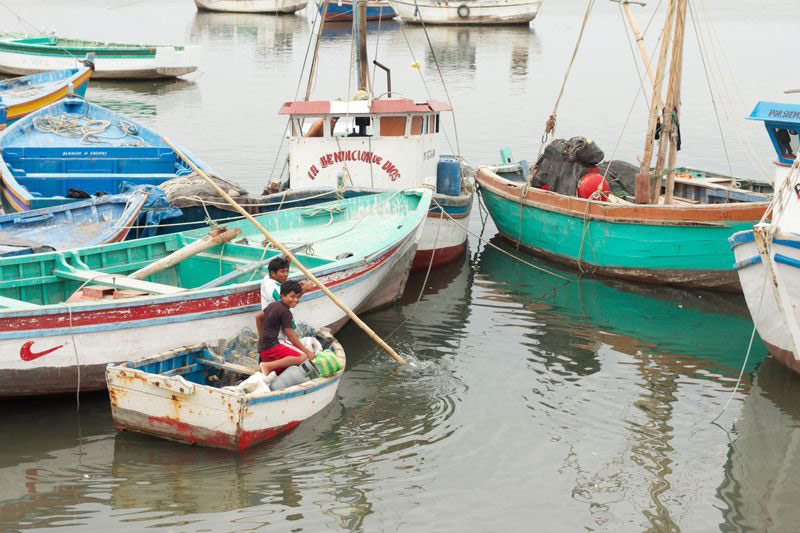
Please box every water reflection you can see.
[0,257,472,531]
[718,357,800,530]
[471,237,764,530]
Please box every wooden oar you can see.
[162,137,406,365]
[129,226,241,281]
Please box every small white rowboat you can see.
[106,335,345,450]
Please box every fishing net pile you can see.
[159,172,262,214]
[532,136,640,198]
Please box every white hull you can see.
[0,47,200,79]
[195,0,308,13]
[388,0,541,25]
[107,341,345,450]
[734,228,800,372]
[0,220,422,397]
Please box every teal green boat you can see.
[476,163,770,291]
[0,189,431,397]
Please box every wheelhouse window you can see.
[775,127,799,160]
[332,115,373,137]
[380,116,407,137]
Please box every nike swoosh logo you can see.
[20,341,64,361]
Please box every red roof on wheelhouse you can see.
[278,98,452,116]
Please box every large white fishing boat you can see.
[270,0,474,271]
[731,100,800,373]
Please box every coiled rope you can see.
[33,113,148,146]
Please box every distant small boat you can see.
[0,188,151,257]
[0,34,198,79]
[0,59,93,128]
[106,333,345,450]
[195,0,308,13]
[319,0,396,21]
[0,97,215,213]
[388,0,541,25]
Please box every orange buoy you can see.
[577,170,610,200]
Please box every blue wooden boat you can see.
[319,0,396,21]
[0,58,93,128]
[0,186,179,257]
[0,97,215,213]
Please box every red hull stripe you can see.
[411,242,466,271]
[0,234,410,334]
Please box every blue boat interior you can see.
[0,68,84,105]
[127,346,227,387]
[0,193,139,255]
[1,98,199,209]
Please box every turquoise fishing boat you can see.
[0,189,431,397]
[476,0,772,291]
[0,58,93,127]
[0,97,215,213]
[476,165,769,290]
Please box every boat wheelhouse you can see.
[278,96,474,270]
[747,100,800,186]
[280,98,449,190]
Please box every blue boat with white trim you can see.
[0,97,215,213]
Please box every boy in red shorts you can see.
[256,280,316,376]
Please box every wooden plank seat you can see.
[53,268,184,295]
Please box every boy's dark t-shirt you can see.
[258,301,293,352]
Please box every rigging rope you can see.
[538,0,596,155]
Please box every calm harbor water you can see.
[2,0,800,530]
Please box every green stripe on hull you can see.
[481,188,754,272]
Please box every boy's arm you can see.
[284,326,315,359]
[255,310,265,339]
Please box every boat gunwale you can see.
[476,166,769,226]
[0,189,431,325]
[108,340,346,405]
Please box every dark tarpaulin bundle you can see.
[596,160,639,198]
[120,182,183,238]
[531,136,604,196]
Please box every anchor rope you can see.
[431,197,571,281]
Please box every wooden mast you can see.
[305,0,331,101]
[635,0,676,204]
[355,0,369,93]
[661,0,688,204]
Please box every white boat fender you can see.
[457,4,470,18]
[270,360,319,392]
[222,371,272,395]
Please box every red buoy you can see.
[577,171,610,200]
